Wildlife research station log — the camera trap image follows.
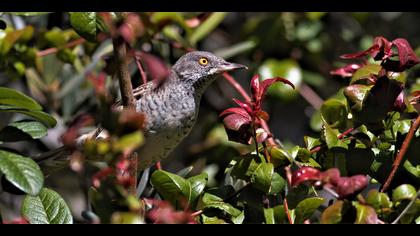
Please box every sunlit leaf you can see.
[0,150,43,196]
[21,188,73,224]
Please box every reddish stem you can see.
[381,115,420,192]
[155,161,162,170]
[310,127,355,153]
[134,55,148,85]
[299,82,324,110]
[190,210,203,217]
[222,72,251,102]
[36,38,86,57]
[223,72,278,147]
[283,198,293,224]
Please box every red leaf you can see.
[136,52,170,82]
[260,77,295,97]
[335,175,368,199]
[371,36,393,61]
[291,167,321,187]
[340,36,392,61]
[250,74,260,103]
[222,113,252,132]
[232,98,253,115]
[147,200,197,224]
[219,107,252,120]
[256,77,295,110]
[221,112,253,145]
[256,110,270,121]
[393,91,406,112]
[255,128,270,143]
[382,38,420,72]
[2,217,29,224]
[330,64,362,77]
[320,168,341,185]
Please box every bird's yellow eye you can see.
[199,58,208,66]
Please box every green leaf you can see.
[258,59,302,101]
[0,26,34,55]
[111,212,144,224]
[21,187,73,224]
[321,122,349,149]
[0,150,43,196]
[0,87,42,110]
[294,197,324,224]
[251,162,273,193]
[250,162,286,195]
[188,173,208,207]
[230,154,264,181]
[151,170,192,208]
[343,84,372,112]
[0,87,56,127]
[302,70,325,88]
[353,202,378,224]
[189,12,227,45]
[269,147,291,167]
[198,192,242,219]
[366,189,392,213]
[113,131,144,152]
[310,109,322,132]
[351,64,381,84]
[0,121,47,141]
[304,136,321,150]
[4,12,51,16]
[392,184,417,203]
[151,12,190,34]
[69,12,112,42]
[0,106,56,128]
[214,39,257,60]
[320,200,345,224]
[264,205,286,224]
[201,214,226,224]
[320,99,348,129]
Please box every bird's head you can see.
[172,51,247,91]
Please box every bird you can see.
[37,51,247,173]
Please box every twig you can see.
[134,54,148,85]
[191,210,203,217]
[222,72,251,101]
[112,35,137,194]
[283,198,293,224]
[36,38,86,57]
[381,115,420,192]
[310,127,355,154]
[112,37,136,108]
[299,82,324,110]
[391,189,420,224]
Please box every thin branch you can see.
[134,55,148,85]
[381,115,420,192]
[283,198,293,224]
[112,37,135,108]
[36,38,86,57]
[391,189,420,224]
[299,82,324,110]
[222,72,251,101]
[310,127,355,154]
[191,210,203,218]
[112,35,136,194]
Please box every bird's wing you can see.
[113,81,156,108]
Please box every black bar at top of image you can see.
[1,0,419,12]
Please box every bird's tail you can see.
[33,146,72,176]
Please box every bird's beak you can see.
[217,62,248,73]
